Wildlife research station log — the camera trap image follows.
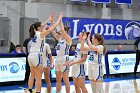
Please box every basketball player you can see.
[65,32,88,93]
[42,14,54,93]
[27,13,62,93]
[81,33,106,93]
[42,42,53,93]
[51,17,72,93]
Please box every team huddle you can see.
[27,12,106,93]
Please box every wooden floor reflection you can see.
[0,79,140,93]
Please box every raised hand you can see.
[87,32,90,36]
[58,12,63,20]
[82,32,88,40]
[88,32,91,39]
[49,12,54,21]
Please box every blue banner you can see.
[91,0,111,3]
[115,0,132,5]
[62,17,140,40]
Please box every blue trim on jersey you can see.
[83,64,85,75]
[66,56,69,61]
[64,44,67,55]
[74,52,77,58]
[40,40,44,52]
[37,53,41,66]
[98,53,99,64]
[77,65,82,78]
[98,53,102,64]
[63,65,69,73]
[47,59,50,67]
[96,66,101,81]
[65,44,70,55]
[77,64,85,78]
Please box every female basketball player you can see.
[42,42,53,93]
[27,13,62,93]
[81,33,106,93]
[51,17,72,93]
[65,32,88,93]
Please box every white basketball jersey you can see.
[74,43,88,60]
[42,43,51,62]
[89,45,104,64]
[56,37,71,56]
[30,31,45,53]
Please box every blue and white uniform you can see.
[28,31,44,66]
[72,43,88,78]
[42,43,51,68]
[55,37,71,73]
[88,45,104,81]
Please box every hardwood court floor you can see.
[0,79,140,93]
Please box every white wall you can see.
[25,3,37,18]
[0,1,25,45]
[7,1,25,45]
[25,3,101,22]
[0,1,7,17]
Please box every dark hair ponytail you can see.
[29,24,35,38]
[29,22,41,38]
[100,36,106,55]
[34,22,41,31]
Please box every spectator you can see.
[51,44,57,56]
[114,45,123,51]
[69,45,76,55]
[42,43,53,93]
[70,45,76,51]
[134,37,140,77]
[9,42,16,53]
[23,37,32,85]
[53,44,57,50]
[10,44,23,54]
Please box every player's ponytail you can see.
[29,24,35,38]
[29,22,41,38]
[99,35,106,55]
[34,22,41,31]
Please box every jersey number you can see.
[89,54,94,61]
[74,52,78,58]
[32,36,37,42]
